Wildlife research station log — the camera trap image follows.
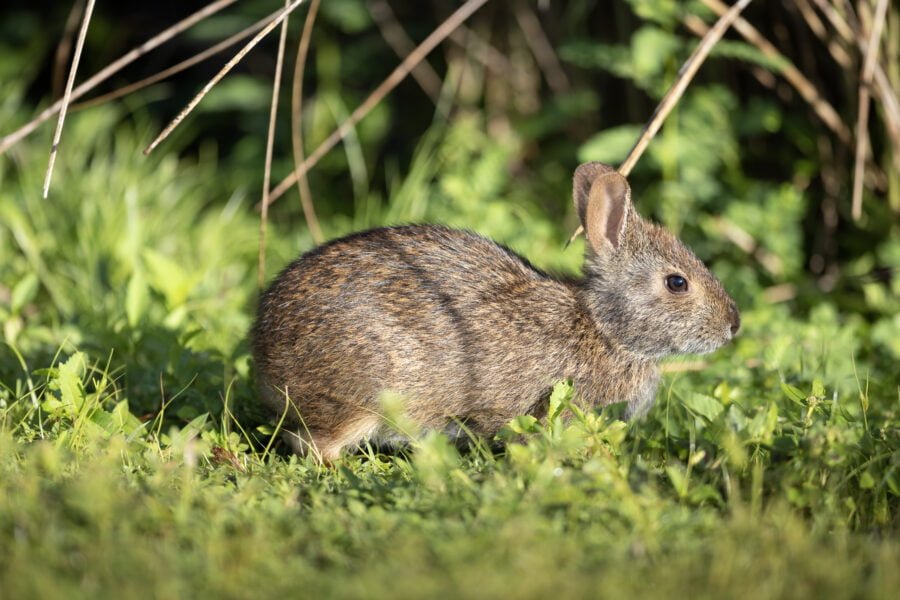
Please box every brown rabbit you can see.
[251,162,740,461]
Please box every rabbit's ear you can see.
[573,163,630,253]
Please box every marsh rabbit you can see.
[251,162,740,461]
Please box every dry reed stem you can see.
[851,0,889,221]
[618,0,752,176]
[52,0,86,99]
[369,0,442,102]
[145,0,309,155]
[438,27,476,119]
[266,0,490,208]
[682,14,779,90]
[291,0,325,245]
[0,0,238,156]
[762,283,798,303]
[703,0,852,145]
[42,0,95,199]
[712,217,783,275]
[810,0,900,161]
[856,0,872,35]
[449,26,514,77]
[72,12,276,111]
[873,68,900,147]
[811,0,856,40]
[795,0,854,68]
[259,0,293,289]
[570,0,752,243]
[513,0,570,93]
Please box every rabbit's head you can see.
[574,162,740,359]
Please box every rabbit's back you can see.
[252,225,579,439]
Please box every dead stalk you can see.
[794,0,853,68]
[73,12,276,111]
[52,0,86,99]
[0,0,238,156]
[621,0,752,176]
[682,14,778,89]
[513,0,570,93]
[449,26,514,77]
[265,0,490,208]
[712,217,783,276]
[810,0,900,165]
[145,0,309,156]
[259,1,293,289]
[42,0,95,199]
[369,0,443,101]
[852,0,889,221]
[291,0,325,245]
[703,0,852,146]
[570,0,752,242]
[811,0,855,40]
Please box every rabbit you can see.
[251,162,740,461]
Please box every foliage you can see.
[1,102,897,597]
[0,0,898,597]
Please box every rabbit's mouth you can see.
[681,331,734,355]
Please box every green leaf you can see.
[577,124,643,164]
[320,0,371,34]
[811,379,826,398]
[53,352,87,414]
[559,41,632,77]
[197,75,269,112]
[666,464,687,497]
[626,0,680,27]
[887,471,900,496]
[631,26,680,80]
[711,40,792,73]
[680,392,724,422]
[111,400,143,435]
[163,414,210,449]
[143,249,194,309]
[548,380,574,420]
[501,415,540,437]
[781,383,806,403]
[859,471,875,489]
[126,270,148,328]
[687,483,723,506]
[748,402,779,444]
[10,273,39,314]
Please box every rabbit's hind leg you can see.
[284,416,381,464]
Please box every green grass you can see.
[1,102,898,599]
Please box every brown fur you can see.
[251,163,740,461]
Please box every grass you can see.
[1,99,898,598]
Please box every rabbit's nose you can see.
[729,305,741,336]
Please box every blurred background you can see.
[0,0,897,419]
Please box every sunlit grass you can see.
[1,102,897,598]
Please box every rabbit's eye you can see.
[665,274,689,294]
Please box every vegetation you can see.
[0,0,897,597]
